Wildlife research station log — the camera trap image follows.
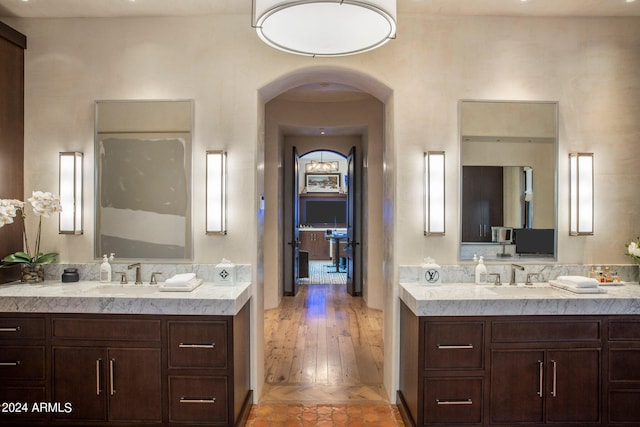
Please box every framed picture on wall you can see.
[305,173,341,193]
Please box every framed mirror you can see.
[95,100,193,260]
[459,100,557,261]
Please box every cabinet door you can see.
[108,348,162,422]
[546,349,600,423]
[462,166,503,242]
[490,349,544,423]
[52,347,107,421]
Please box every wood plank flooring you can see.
[262,268,386,404]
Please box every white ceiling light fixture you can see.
[252,0,396,57]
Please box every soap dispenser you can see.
[475,256,488,285]
[100,254,112,283]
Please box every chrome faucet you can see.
[127,263,142,285]
[509,264,525,286]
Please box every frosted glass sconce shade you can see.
[253,0,396,57]
[59,152,83,234]
[206,151,227,235]
[425,151,445,235]
[569,152,594,235]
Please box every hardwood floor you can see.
[262,269,386,404]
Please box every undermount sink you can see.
[487,285,561,297]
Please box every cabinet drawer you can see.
[0,317,45,340]
[169,321,228,369]
[609,349,640,382]
[609,320,640,341]
[52,317,160,341]
[0,346,45,380]
[424,378,483,424]
[168,376,228,424]
[492,319,601,343]
[425,321,484,369]
[609,390,640,423]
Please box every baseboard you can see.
[236,390,253,427]
[396,390,416,427]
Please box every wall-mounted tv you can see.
[514,228,554,256]
[302,199,347,226]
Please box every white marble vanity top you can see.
[400,282,640,316]
[0,280,251,316]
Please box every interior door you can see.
[284,147,301,296]
[346,146,362,296]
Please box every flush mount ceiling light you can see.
[252,0,396,57]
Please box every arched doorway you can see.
[256,66,395,404]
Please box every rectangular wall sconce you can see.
[569,152,594,235]
[206,150,227,235]
[59,152,83,234]
[424,151,445,235]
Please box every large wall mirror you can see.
[459,100,557,261]
[95,100,193,260]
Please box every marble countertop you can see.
[0,280,251,316]
[400,282,640,316]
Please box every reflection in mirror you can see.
[95,100,193,260]
[459,100,557,261]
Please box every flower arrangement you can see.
[626,237,640,264]
[0,191,62,281]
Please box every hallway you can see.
[247,269,404,425]
[261,270,385,404]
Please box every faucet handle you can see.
[115,272,128,284]
[526,273,541,286]
[488,273,502,286]
[149,272,162,285]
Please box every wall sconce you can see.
[59,152,83,234]
[569,152,594,235]
[206,151,227,235]
[424,151,445,235]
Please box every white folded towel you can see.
[556,275,599,288]
[165,273,197,287]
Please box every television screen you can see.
[514,228,554,255]
[304,200,347,225]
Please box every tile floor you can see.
[246,403,405,426]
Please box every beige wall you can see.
[5,13,640,401]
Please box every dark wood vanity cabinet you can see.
[0,307,251,427]
[50,317,163,423]
[606,318,640,426]
[0,315,47,422]
[490,319,601,425]
[461,166,503,242]
[398,303,609,427]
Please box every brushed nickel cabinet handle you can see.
[538,360,544,397]
[551,360,557,397]
[109,359,116,396]
[0,327,20,332]
[179,397,216,404]
[96,359,102,396]
[179,343,216,349]
[436,399,472,405]
[437,344,473,349]
[0,361,21,366]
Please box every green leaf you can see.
[33,252,58,264]
[2,253,33,263]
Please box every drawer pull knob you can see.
[180,397,216,404]
[178,343,216,349]
[0,327,21,332]
[0,361,21,366]
[436,399,473,405]
[437,344,473,349]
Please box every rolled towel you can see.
[165,273,197,286]
[556,275,599,288]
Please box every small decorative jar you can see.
[21,264,45,283]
